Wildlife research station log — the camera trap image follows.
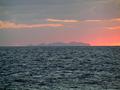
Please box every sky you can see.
[0,0,120,46]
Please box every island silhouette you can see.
[38,42,90,46]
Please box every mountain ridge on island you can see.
[39,42,90,46]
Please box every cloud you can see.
[47,18,120,23]
[1,18,120,30]
[0,21,63,29]
[47,18,79,23]
[84,19,104,22]
[84,18,120,23]
[109,18,120,22]
[107,26,120,30]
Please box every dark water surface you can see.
[0,46,120,90]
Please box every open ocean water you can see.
[0,46,120,90]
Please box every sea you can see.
[0,46,120,90]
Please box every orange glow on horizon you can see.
[89,39,120,46]
[90,42,120,46]
[84,30,120,46]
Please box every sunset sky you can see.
[0,0,120,46]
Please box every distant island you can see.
[38,42,90,46]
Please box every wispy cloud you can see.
[84,18,120,23]
[109,18,120,22]
[1,18,120,30]
[46,18,79,23]
[47,18,120,23]
[107,26,120,30]
[0,21,63,29]
[84,19,105,22]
